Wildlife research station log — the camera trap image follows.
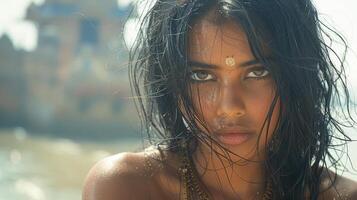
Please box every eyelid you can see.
[190,70,215,82]
[248,65,267,70]
[189,66,270,80]
[245,66,270,78]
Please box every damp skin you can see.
[187,17,280,160]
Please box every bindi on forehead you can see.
[188,57,270,70]
[189,19,272,68]
[225,56,236,67]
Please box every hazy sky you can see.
[0,0,44,51]
[0,0,356,88]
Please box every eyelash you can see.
[190,67,270,82]
[245,67,270,80]
[190,70,215,82]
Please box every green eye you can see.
[190,71,214,81]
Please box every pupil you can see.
[197,72,208,79]
[254,70,265,76]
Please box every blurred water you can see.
[0,128,141,200]
[0,127,356,200]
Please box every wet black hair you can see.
[128,0,355,199]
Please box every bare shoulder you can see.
[82,147,170,200]
[318,168,357,200]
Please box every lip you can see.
[215,128,253,145]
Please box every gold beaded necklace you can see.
[178,142,273,200]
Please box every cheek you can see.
[242,82,280,147]
[247,92,275,121]
[248,92,280,146]
[190,81,279,129]
[190,84,219,112]
[245,81,277,120]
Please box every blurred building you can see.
[0,35,26,127]
[23,0,139,139]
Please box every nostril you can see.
[216,99,245,117]
[214,112,247,130]
[215,84,245,117]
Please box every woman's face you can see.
[186,17,280,160]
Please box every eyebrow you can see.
[188,58,271,69]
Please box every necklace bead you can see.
[179,143,273,200]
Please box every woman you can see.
[83,0,357,199]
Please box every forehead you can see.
[188,16,253,63]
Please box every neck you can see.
[192,144,268,199]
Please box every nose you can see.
[216,82,246,118]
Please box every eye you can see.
[246,68,270,79]
[190,71,215,82]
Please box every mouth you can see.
[214,129,253,145]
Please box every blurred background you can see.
[0,0,356,199]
